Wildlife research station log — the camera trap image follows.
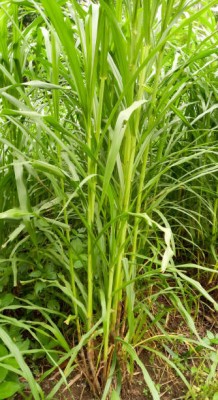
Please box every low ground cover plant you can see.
[0,0,217,399]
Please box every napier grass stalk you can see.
[50,30,80,334]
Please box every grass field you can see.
[0,0,218,399]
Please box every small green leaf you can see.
[0,294,14,308]
[0,368,7,384]
[34,281,46,295]
[47,300,60,311]
[0,346,8,358]
[29,271,41,278]
[210,352,218,362]
[14,340,30,352]
[4,357,20,370]
[213,393,218,400]
[210,338,218,345]
[207,330,214,339]
[71,238,84,254]
[0,381,21,399]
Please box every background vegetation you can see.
[0,0,217,399]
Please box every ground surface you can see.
[14,305,218,400]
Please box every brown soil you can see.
[14,304,218,400]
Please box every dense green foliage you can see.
[0,0,218,399]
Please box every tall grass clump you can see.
[0,0,218,398]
